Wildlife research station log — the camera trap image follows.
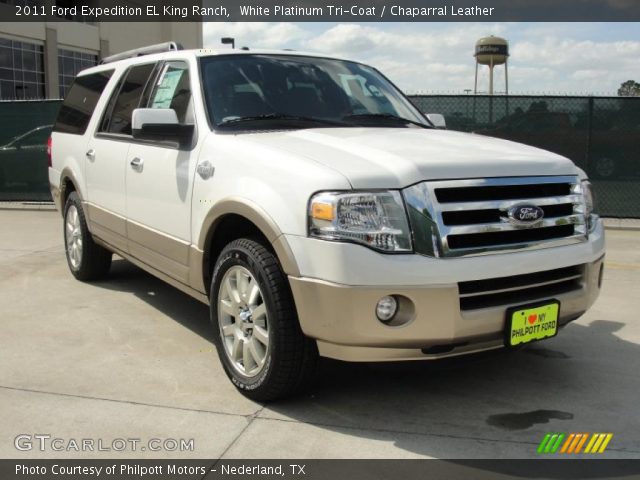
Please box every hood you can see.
[236,127,578,188]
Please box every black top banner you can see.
[1,0,640,22]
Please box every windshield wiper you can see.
[218,113,349,128]
[342,113,431,129]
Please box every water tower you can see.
[474,36,509,95]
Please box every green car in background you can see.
[0,124,52,194]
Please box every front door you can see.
[125,61,197,283]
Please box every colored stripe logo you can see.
[538,433,613,454]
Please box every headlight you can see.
[581,180,597,232]
[308,191,412,252]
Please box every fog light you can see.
[376,296,398,322]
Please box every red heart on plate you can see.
[528,314,537,325]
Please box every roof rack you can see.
[100,42,183,64]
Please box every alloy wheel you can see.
[217,265,270,377]
[65,205,83,269]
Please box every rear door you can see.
[124,60,197,284]
[85,62,157,252]
[51,69,113,202]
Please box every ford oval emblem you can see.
[507,204,545,225]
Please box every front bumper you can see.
[287,220,605,362]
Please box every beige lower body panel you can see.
[93,236,209,305]
[127,220,191,284]
[85,203,128,253]
[290,257,604,362]
[85,202,208,303]
[316,339,506,362]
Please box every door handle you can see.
[130,157,144,172]
[85,149,95,160]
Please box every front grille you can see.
[458,265,585,311]
[404,176,588,257]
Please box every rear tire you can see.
[210,238,318,401]
[63,191,112,281]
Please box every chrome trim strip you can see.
[431,175,579,188]
[458,274,583,298]
[438,194,583,212]
[441,235,589,258]
[443,215,585,236]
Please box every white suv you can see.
[49,43,605,400]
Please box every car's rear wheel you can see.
[63,192,112,281]
[210,238,318,401]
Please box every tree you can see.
[618,80,640,97]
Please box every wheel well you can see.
[203,214,271,296]
[61,177,77,207]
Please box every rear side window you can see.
[53,70,113,135]
[101,63,155,135]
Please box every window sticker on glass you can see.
[151,68,186,109]
[338,74,383,98]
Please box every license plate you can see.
[506,301,560,347]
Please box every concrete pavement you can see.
[1,210,639,459]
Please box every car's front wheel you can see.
[63,192,112,281]
[210,238,318,401]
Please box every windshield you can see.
[199,54,429,129]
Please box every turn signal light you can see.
[310,201,334,221]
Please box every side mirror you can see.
[425,113,446,129]
[132,108,194,147]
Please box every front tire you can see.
[63,192,112,281]
[210,238,318,401]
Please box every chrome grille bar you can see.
[443,214,585,236]
[438,194,584,212]
[457,264,586,310]
[458,273,583,298]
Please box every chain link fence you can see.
[409,95,640,218]
[1,96,639,218]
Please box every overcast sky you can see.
[203,22,640,95]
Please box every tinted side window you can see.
[102,63,155,135]
[53,70,113,135]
